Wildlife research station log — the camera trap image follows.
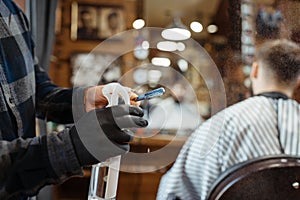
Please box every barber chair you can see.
[207,155,300,200]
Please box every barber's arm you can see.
[0,65,148,199]
[34,63,78,124]
[1,104,147,199]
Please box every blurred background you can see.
[14,0,300,199]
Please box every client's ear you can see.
[250,62,259,80]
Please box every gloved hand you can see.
[70,104,148,166]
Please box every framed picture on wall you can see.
[71,2,125,40]
[70,52,122,86]
[98,7,125,39]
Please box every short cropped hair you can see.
[255,39,300,85]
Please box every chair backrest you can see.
[207,155,300,200]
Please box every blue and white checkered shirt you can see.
[157,96,300,200]
[0,1,85,199]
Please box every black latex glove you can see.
[70,105,148,166]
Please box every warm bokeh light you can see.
[133,19,145,29]
[190,21,203,33]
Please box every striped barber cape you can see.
[157,95,300,200]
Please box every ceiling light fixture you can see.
[177,59,188,72]
[157,41,178,52]
[190,21,203,33]
[207,24,218,34]
[176,42,185,51]
[161,15,191,41]
[133,19,145,29]
[151,57,171,67]
[156,41,186,52]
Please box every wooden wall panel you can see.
[49,0,138,87]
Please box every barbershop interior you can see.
[11,0,300,199]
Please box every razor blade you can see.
[135,87,165,101]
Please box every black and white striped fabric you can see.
[156,95,300,200]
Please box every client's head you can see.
[251,39,300,96]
